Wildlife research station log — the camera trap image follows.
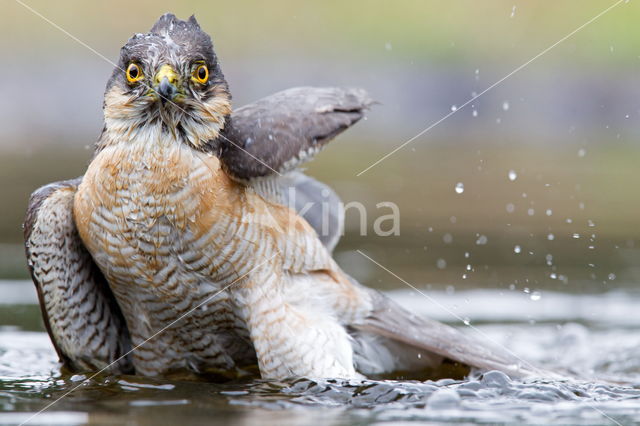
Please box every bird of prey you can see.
[25,14,544,381]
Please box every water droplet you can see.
[443,233,453,244]
[436,258,447,269]
[588,219,595,227]
[463,318,471,326]
[476,235,488,245]
[625,114,630,119]
[550,272,557,279]
[506,203,515,213]
[578,148,586,157]
[608,273,616,280]
[449,216,457,224]
[455,182,464,194]
[451,105,458,112]
[510,5,517,18]
[572,233,580,239]
[527,208,535,216]
[530,291,541,301]
[546,209,553,216]
[547,233,555,241]
[384,42,392,51]
[464,252,470,258]
[466,264,472,271]
[472,109,478,117]
[502,101,510,111]
[566,218,573,224]
[508,170,517,181]
[514,245,521,254]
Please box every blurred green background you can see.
[1,0,639,293]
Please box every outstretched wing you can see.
[220,86,373,179]
[24,179,133,374]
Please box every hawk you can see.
[24,14,543,381]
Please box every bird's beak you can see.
[153,64,179,104]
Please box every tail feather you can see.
[353,290,559,379]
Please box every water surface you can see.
[1,281,639,425]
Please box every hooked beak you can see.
[153,64,179,104]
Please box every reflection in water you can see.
[0,284,639,425]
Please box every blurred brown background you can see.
[1,0,638,293]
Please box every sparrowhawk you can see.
[24,14,544,381]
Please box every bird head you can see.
[101,13,231,150]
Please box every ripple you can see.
[1,288,640,425]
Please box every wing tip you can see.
[341,87,376,109]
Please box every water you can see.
[1,281,639,425]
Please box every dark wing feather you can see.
[24,179,133,374]
[220,87,373,179]
[354,289,558,379]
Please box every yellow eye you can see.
[126,63,143,83]
[192,64,209,84]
